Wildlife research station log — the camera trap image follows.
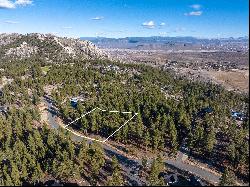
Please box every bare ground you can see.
[210,69,249,92]
[37,101,48,124]
[177,68,249,93]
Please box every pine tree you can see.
[81,117,89,134]
[90,113,97,133]
[205,127,216,154]
[88,143,105,185]
[21,158,28,180]
[144,131,150,151]
[106,156,124,186]
[219,168,236,186]
[31,163,44,184]
[152,128,160,150]
[147,156,165,186]
[10,162,21,186]
[169,118,178,154]
[136,113,143,140]
[192,123,204,153]
[4,172,14,186]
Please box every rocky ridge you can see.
[0,33,109,62]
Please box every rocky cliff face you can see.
[0,33,109,62]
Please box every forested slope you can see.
[0,58,248,185]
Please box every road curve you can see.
[43,96,221,185]
[43,96,145,186]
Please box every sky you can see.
[0,0,249,38]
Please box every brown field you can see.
[209,69,249,92]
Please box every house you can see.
[231,111,240,118]
[70,98,78,108]
[231,111,247,121]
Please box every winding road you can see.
[43,96,221,186]
[43,96,146,185]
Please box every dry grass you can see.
[37,100,48,124]
[209,70,249,92]
[178,68,249,93]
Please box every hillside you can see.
[0,33,248,186]
[0,33,109,63]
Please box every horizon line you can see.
[1,32,249,40]
[80,35,249,40]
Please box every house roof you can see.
[70,98,78,102]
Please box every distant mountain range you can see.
[80,36,249,51]
[81,36,249,42]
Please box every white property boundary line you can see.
[62,126,104,143]
[63,107,138,143]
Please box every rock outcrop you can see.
[0,33,109,62]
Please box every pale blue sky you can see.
[0,0,249,38]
